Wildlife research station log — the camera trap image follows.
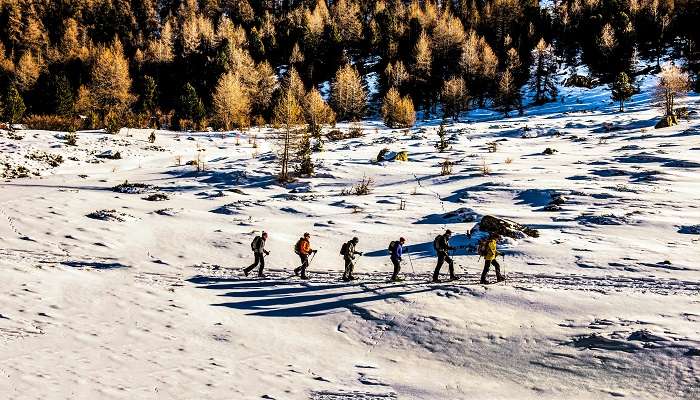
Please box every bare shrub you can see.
[341,176,374,196]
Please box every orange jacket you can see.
[299,238,312,255]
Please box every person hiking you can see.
[293,232,316,280]
[341,237,363,281]
[243,232,269,277]
[389,237,406,282]
[480,233,505,284]
[432,229,457,283]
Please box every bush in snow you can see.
[341,176,374,196]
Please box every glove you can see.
[264,250,270,256]
[359,252,364,256]
[314,249,318,254]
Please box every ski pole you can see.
[407,252,416,274]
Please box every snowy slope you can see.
[0,82,699,399]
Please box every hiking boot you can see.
[432,278,441,283]
[390,277,404,282]
[243,268,250,277]
[496,276,506,283]
[293,268,300,276]
[480,279,489,284]
[300,275,310,280]
[348,276,357,281]
[257,273,267,278]
[450,275,459,281]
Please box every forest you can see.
[0,0,698,132]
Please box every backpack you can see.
[433,235,442,251]
[251,236,261,251]
[340,242,349,256]
[388,241,398,252]
[477,239,488,257]
[294,238,303,255]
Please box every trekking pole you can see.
[407,252,416,275]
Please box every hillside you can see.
[1,69,699,399]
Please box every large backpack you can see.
[251,236,261,251]
[294,238,303,255]
[433,235,442,251]
[340,242,349,256]
[477,239,488,257]
[388,241,398,252]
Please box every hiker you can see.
[293,232,317,279]
[480,233,505,284]
[243,231,269,277]
[341,237,363,281]
[432,229,457,282]
[389,237,406,282]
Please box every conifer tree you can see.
[655,65,689,117]
[331,64,366,121]
[273,77,305,182]
[611,72,635,112]
[381,88,415,128]
[304,88,335,149]
[54,74,74,117]
[2,85,26,125]
[213,71,250,130]
[530,39,558,105]
[140,76,158,117]
[90,39,133,119]
[178,83,206,128]
[441,77,469,121]
[496,69,521,117]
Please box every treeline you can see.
[0,0,698,130]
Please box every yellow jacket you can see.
[485,239,498,261]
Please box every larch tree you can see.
[213,71,250,131]
[89,39,133,119]
[654,65,689,118]
[381,88,416,128]
[273,76,305,182]
[412,31,433,116]
[304,88,335,143]
[496,69,521,117]
[331,64,366,121]
[441,77,469,121]
[15,52,40,92]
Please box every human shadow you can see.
[210,282,435,317]
[188,273,440,317]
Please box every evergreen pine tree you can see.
[530,39,558,105]
[611,72,635,112]
[54,74,75,117]
[178,83,206,128]
[2,85,26,125]
[436,123,448,152]
[140,76,158,116]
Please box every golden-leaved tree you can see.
[213,71,250,130]
[89,39,133,121]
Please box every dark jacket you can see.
[391,242,403,260]
[436,234,455,254]
[252,236,266,254]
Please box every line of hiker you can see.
[243,230,506,284]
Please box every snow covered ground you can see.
[1,82,699,399]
